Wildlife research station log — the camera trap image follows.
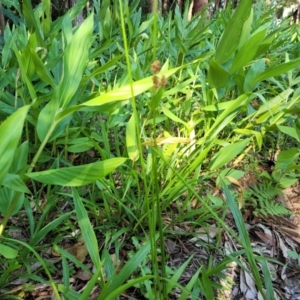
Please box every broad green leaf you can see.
[0,243,18,259]
[275,148,299,171]
[12,43,37,102]
[208,59,230,89]
[215,0,252,64]
[59,13,94,108]
[9,141,29,173]
[231,29,267,74]
[36,98,58,142]
[0,105,29,186]
[30,48,56,87]
[26,158,127,186]
[22,0,45,46]
[209,139,250,170]
[126,114,139,162]
[2,174,31,193]
[84,69,179,107]
[250,58,300,86]
[277,125,300,142]
[238,7,253,49]
[0,188,24,216]
[243,58,265,92]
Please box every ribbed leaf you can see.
[209,139,250,170]
[231,29,267,74]
[0,105,29,186]
[26,158,127,186]
[208,59,229,88]
[215,0,252,64]
[250,58,300,86]
[126,114,139,162]
[59,13,94,108]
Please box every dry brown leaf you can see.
[274,232,290,258]
[255,231,274,246]
[191,225,219,244]
[74,269,92,281]
[240,264,257,299]
[65,242,88,262]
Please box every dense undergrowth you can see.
[0,0,300,299]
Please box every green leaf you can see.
[277,125,300,142]
[0,106,29,186]
[72,188,102,271]
[30,213,72,247]
[36,98,58,142]
[215,0,252,64]
[161,105,190,129]
[222,182,264,295]
[126,114,139,162]
[83,67,181,107]
[250,58,300,86]
[0,243,18,259]
[99,239,154,300]
[59,13,94,108]
[230,29,267,74]
[243,58,265,92]
[275,148,299,171]
[208,59,229,89]
[0,188,24,216]
[209,139,250,170]
[2,174,31,193]
[30,48,56,87]
[26,158,127,186]
[9,141,29,174]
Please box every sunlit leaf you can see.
[0,243,18,259]
[26,158,127,186]
[0,105,29,186]
[215,0,252,64]
[126,114,139,162]
[209,139,250,170]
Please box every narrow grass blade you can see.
[222,181,265,298]
[72,188,102,271]
[99,239,154,299]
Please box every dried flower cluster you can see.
[151,60,167,90]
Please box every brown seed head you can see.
[151,60,161,74]
[160,75,167,87]
[152,75,160,90]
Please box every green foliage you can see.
[244,182,293,217]
[0,0,299,298]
